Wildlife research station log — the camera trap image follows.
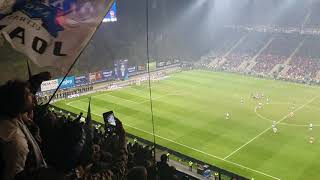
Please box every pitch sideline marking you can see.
[254,105,320,127]
[66,90,186,107]
[100,89,187,105]
[65,104,281,180]
[224,96,319,160]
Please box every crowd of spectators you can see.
[0,72,192,180]
[36,86,94,104]
[251,54,287,74]
[221,54,252,71]
[251,36,299,74]
[284,38,320,81]
[286,57,320,81]
[200,30,320,83]
[220,33,270,71]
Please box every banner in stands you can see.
[75,75,89,86]
[102,70,113,80]
[156,61,166,67]
[137,64,146,71]
[41,79,58,92]
[58,76,75,89]
[0,0,115,68]
[89,73,96,83]
[114,59,128,80]
[146,62,157,71]
[128,66,137,76]
[95,71,103,82]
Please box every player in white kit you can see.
[272,121,277,134]
[309,136,315,144]
[225,112,230,120]
[309,123,313,131]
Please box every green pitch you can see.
[54,70,320,180]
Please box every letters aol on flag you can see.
[0,0,114,68]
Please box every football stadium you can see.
[53,70,320,180]
[2,0,320,180]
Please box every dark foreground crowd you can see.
[0,72,189,180]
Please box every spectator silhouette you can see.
[127,166,147,180]
[0,80,46,180]
[157,154,172,180]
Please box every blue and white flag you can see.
[0,0,114,68]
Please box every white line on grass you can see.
[90,90,186,107]
[65,104,281,180]
[223,96,319,160]
[255,105,320,127]
[65,85,185,107]
[96,93,142,104]
[110,90,185,104]
[123,123,281,180]
[65,90,187,115]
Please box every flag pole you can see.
[145,0,157,164]
[26,59,32,79]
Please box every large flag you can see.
[0,0,114,68]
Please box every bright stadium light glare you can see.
[182,0,208,19]
[162,0,209,35]
[251,0,302,26]
[193,0,208,9]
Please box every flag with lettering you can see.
[0,0,114,68]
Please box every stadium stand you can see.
[220,32,271,71]
[200,29,320,84]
